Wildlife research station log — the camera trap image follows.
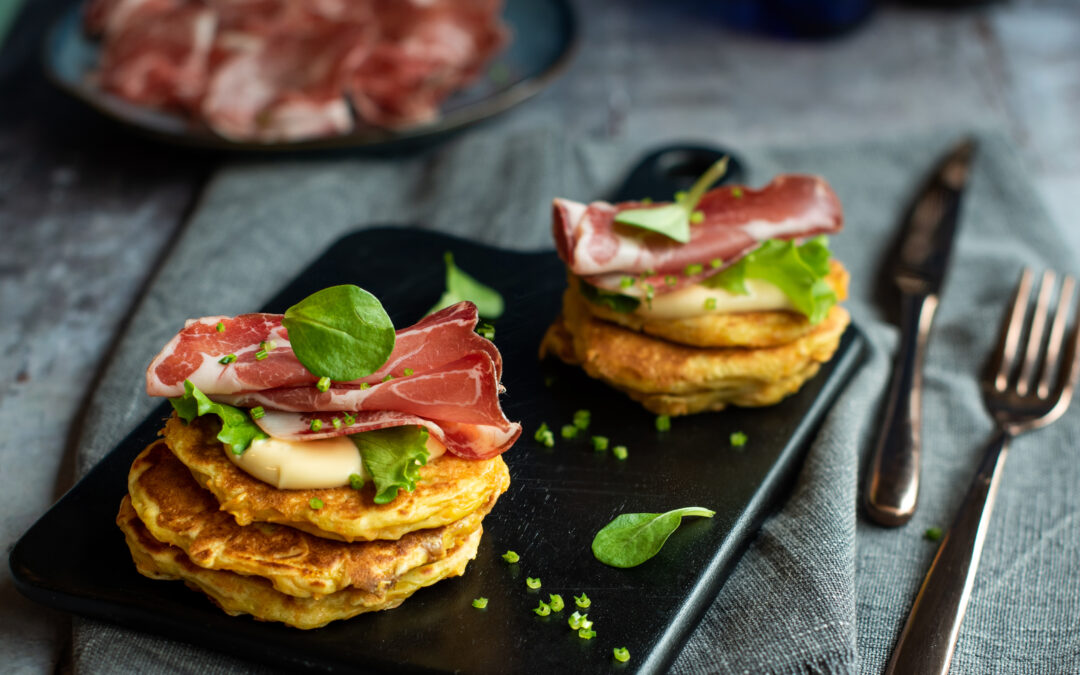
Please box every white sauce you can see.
[228,432,447,490]
[635,278,794,321]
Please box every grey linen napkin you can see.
[73,129,1080,674]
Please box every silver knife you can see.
[864,138,976,526]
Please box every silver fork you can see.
[884,268,1080,675]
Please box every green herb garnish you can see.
[254,349,268,361]
[689,210,704,224]
[730,431,748,447]
[613,157,729,243]
[169,380,267,455]
[316,376,331,392]
[526,577,541,590]
[731,187,744,198]
[472,597,489,609]
[548,594,565,612]
[701,236,836,324]
[704,297,717,311]
[218,354,237,365]
[655,415,671,432]
[620,276,634,289]
[309,498,324,510]
[612,445,628,460]
[573,409,591,430]
[476,321,495,340]
[215,321,225,333]
[283,285,395,381]
[429,252,504,319]
[351,426,430,504]
[568,612,585,630]
[561,424,578,439]
[591,436,609,452]
[924,527,943,542]
[309,419,322,432]
[502,550,520,564]
[613,647,630,662]
[403,368,414,376]
[348,473,364,490]
[574,593,590,608]
[249,406,265,420]
[343,413,356,426]
[578,281,641,314]
[578,628,596,640]
[684,262,703,276]
[592,507,715,568]
[533,602,551,616]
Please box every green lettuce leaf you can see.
[351,426,430,504]
[169,380,267,455]
[702,236,836,324]
[578,280,641,314]
[429,252,505,319]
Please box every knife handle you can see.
[864,291,939,526]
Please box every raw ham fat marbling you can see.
[146,302,500,397]
[255,409,521,460]
[553,175,843,294]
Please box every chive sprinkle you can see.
[349,473,363,490]
[656,415,672,432]
[568,612,585,630]
[561,424,578,439]
[684,262,704,276]
[317,376,331,392]
[573,409,591,430]
[310,419,322,432]
[533,602,551,617]
[219,354,237,365]
[924,527,943,542]
[574,593,591,608]
[254,349,268,361]
[664,275,677,286]
[730,431,748,447]
[534,423,555,448]
[477,322,496,340]
[704,297,718,311]
[249,406,265,420]
[548,594,565,612]
[344,413,355,425]
[404,368,414,376]
[382,374,394,382]
[591,436,609,452]
[710,258,723,269]
[309,498,324,510]
[613,647,630,663]
[215,321,225,332]
[526,577,541,590]
[331,417,342,429]
[578,628,596,640]
[620,276,634,289]
[612,445,628,460]
[640,197,653,205]
[689,210,704,224]
[472,597,488,609]
[732,187,744,198]
[360,382,371,390]
[674,190,687,202]
[502,550,520,563]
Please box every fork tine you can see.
[1038,275,1076,398]
[994,268,1034,392]
[1017,270,1056,396]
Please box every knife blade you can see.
[864,138,976,527]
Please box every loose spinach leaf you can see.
[351,426,430,504]
[591,506,715,568]
[614,157,729,243]
[702,236,837,324]
[282,285,395,381]
[428,252,505,319]
[170,380,267,455]
[578,280,641,314]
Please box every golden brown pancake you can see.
[127,441,491,598]
[541,298,850,416]
[164,416,510,542]
[118,497,481,630]
[578,260,850,348]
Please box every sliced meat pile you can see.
[553,175,844,295]
[146,302,521,460]
[84,0,508,141]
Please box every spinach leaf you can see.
[578,280,641,314]
[282,285,396,381]
[170,380,267,455]
[702,236,837,324]
[428,252,505,319]
[614,157,729,243]
[591,507,715,568]
[351,426,430,504]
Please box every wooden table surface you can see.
[2,1,1078,671]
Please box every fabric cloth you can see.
[73,129,1080,674]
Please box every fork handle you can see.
[884,430,1011,675]
[865,291,939,525]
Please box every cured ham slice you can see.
[553,175,843,294]
[255,409,521,460]
[146,302,499,397]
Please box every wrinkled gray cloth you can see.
[73,129,1080,674]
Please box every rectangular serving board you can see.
[11,227,865,674]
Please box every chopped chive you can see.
[568,611,585,630]
[331,417,342,429]
[591,436,609,452]
[382,374,394,382]
[732,187,743,198]
[548,594,565,612]
[674,190,687,202]
[538,430,555,447]
[578,628,596,640]
[640,197,653,205]
[472,597,488,609]
[533,602,551,617]
[572,409,591,430]
[477,321,496,340]
[612,445,628,460]
[578,614,594,630]
[526,577,541,590]
[360,382,371,390]
[684,262,704,276]
[317,376,331,392]
[561,424,578,439]
[704,297,718,311]
[502,550,520,564]
[309,498,324,510]
[656,415,672,432]
[730,431,748,447]
[259,340,275,351]
[348,473,363,490]
[643,282,655,298]
[344,413,355,425]
[404,368,414,376]
[620,276,635,289]
[254,349,268,361]
[642,268,656,277]
[215,321,225,333]
[664,275,677,286]
[219,354,237,365]
[710,258,723,269]
[924,527,943,542]
[689,210,704,224]
[249,406,265,420]
[574,593,591,608]
[310,419,323,432]
[613,647,630,662]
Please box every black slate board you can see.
[12,141,864,672]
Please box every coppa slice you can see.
[553,175,842,293]
[146,302,500,397]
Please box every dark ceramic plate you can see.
[43,0,576,152]
[11,147,864,673]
